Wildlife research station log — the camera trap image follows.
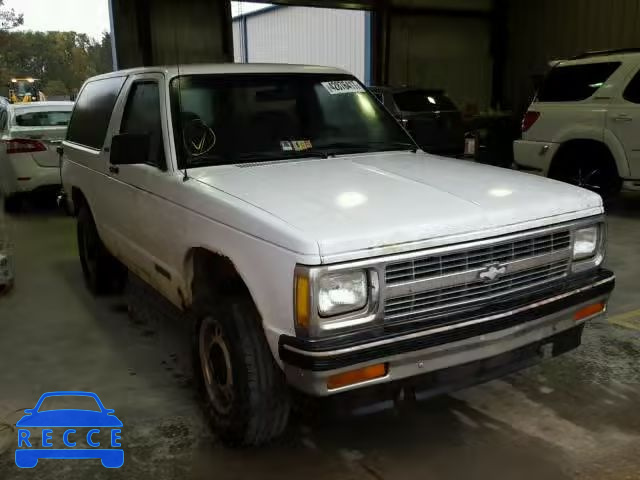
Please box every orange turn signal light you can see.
[574,302,605,321]
[327,363,387,390]
[295,275,310,329]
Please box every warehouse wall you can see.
[388,13,492,111]
[234,6,366,81]
[505,0,640,115]
[110,0,232,68]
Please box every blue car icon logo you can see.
[15,391,123,468]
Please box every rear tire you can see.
[550,146,621,200]
[77,205,127,295]
[194,295,290,446]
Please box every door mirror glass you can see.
[110,133,150,165]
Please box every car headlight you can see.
[317,270,368,317]
[573,225,599,260]
[295,267,378,336]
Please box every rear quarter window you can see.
[537,62,621,102]
[67,76,126,148]
[15,110,72,127]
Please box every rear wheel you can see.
[194,295,290,446]
[550,147,621,199]
[77,205,127,294]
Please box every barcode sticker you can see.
[321,80,365,95]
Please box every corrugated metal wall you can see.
[234,6,366,81]
[506,0,640,114]
[388,14,492,110]
[232,19,245,63]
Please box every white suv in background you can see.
[514,49,640,198]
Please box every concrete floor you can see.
[0,194,639,480]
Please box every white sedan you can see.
[0,100,74,211]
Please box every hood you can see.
[190,152,602,261]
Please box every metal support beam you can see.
[490,0,508,108]
[389,5,492,19]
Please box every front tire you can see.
[194,296,290,446]
[77,205,126,294]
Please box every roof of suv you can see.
[86,63,349,83]
[553,50,640,67]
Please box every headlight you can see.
[573,225,599,260]
[294,266,378,337]
[318,270,368,317]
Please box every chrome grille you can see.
[385,230,571,285]
[385,260,570,323]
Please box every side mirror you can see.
[110,133,150,165]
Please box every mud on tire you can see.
[194,295,291,446]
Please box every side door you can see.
[606,68,640,178]
[102,73,178,295]
[62,76,127,251]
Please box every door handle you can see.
[109,165,119,174]
[614,114,632,122]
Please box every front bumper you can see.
[279,269,614,396]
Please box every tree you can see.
[0,0,23,31]
[43,79,68,97]
[0,30,113,97]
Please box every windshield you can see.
[393,90,457,113]
[170,73,415,168]
[15,110,72,127]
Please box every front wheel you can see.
[77,205,127,294]
[195,296,290,446]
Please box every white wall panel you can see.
[234,6,366,81]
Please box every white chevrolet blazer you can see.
[61,64,615,446]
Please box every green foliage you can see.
[0,30,113,98]
[43,79,68,96]
[0,0,23,31]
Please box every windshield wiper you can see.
[368,141,418,153]
[314,141,418,155]
[234,150,329,163]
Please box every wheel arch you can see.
[549,139,621,178]
[70,186,88,216]
[183,247,256,311]
[603,128,632,178]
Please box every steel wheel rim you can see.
[573,166,604,191]
[199,316,234,414]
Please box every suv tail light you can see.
[521,111,540,133]
[4,138,46,154]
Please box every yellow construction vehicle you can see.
[7,78,46,103]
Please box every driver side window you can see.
[120,81,166,169]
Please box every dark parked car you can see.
[369,86,465,156]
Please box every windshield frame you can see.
[168,72,417,169]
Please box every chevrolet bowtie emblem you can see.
[478,263,507,282]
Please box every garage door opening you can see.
[231,2,372,84]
